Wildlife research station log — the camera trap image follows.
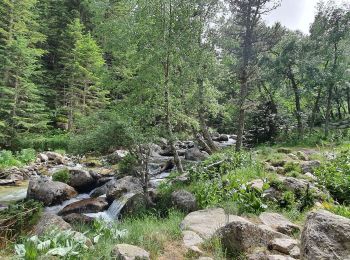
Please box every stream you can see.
[0,136,236,220]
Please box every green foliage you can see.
[116,210,184,258]
[315,150,350,204]
[0,149,36,169]
[13,131,69,151]
[0,0,48,147]
[15,229,92,259]
[0,200,43,246]
[52,168,70,183]
[284,161,302,173]
[68,111,134,154]
[323,203,350,219]
[188,150,267,214]
[119,154,138,175]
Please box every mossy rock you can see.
[277,148,292,154]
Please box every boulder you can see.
[180,208,245,239]
[37,153,49,163]
[32,213,71,236]
[301,210,350,259]
[106,176,143,202]
[106,150,129,164]
[259,212,300,236]
[212,134,229,142]
[67,168,96,192]
[45,152,65,164]
[159,146,174,157]
[269,238,300,258]
[27,177,77,206]
[119,193,148,218]
[62,213,95,225]
[247,179,265,190]
[280,177,308,192]
[171,190,197,213]
[112,244,150,260]
[217,219,288,254]
[185,147,209,162]
[182,230,204,254]
[90,178,117,198]
[58,197,109,216]
[301,160,321,174]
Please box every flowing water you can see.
[84,193,135,222]
[45,193,90,214]
[0,181,29,205]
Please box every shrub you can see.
[323,202,350,218]
[68,111,134,155]
[0,200,43,247]
[119,154,138,175]
[52,168,70,183]
[284,161,301,173]
[0,149,36,170]
[314,150,350,204]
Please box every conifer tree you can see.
[60,19,107,129]
[0,0,48,147]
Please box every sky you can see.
[264,0,350,34]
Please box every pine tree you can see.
[0,0,48,147]
[60,19,107,129]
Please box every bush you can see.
[52,168,70,183]
[323,202,350,219]
[12,131,69,151]
[314,150,350,204]
[0,200,43,248]
[68,111,134,155]
[119,154,138,175]
[0,149,36,170]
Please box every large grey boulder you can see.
[44,151,65,164]
[171,190,197,213]
[27,177,77,206]
[259,212,300,236]
[106,176,143,202]
[301,210,350,259]
[112,244,150,260]
[67,168,96,192]
[185,147,209,162]
[58,197,109,216]
[217,220,288,254]
[32,213,71,236]
[180,208,231,239]
[90,178,117,198]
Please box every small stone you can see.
[112,244,150,260]
[247,179,264,190]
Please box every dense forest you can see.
[1,0,350,259]
[0,0,349,154]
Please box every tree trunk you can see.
[288,68,303,139]
[310,86,322,132]
[197,78,218,152]
[324,85,333,138]
[164,54,184,174]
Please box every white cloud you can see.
[263,0,350,34]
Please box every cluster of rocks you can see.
[179,207,350,260]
